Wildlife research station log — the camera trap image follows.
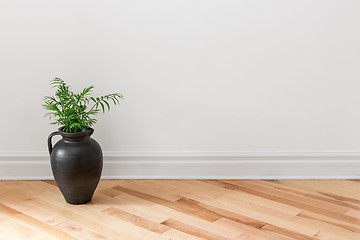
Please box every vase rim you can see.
[58,127,94,138]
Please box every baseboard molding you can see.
[0,151,359,180]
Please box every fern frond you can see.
[43,78,123,133]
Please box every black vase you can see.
[47,128,103,204]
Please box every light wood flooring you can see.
[0,179,359,239]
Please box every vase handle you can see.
[48,131,60,155]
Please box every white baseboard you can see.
[0,151,359,180]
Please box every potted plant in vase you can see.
[43,78,123,204]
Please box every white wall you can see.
[1,0,359,155]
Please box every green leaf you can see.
[99,102,105,113]
[103,100,110,111]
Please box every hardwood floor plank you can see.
[263,180,360,212]
[222,180,349,215]
[109,188,245,239]
[176,197,267,229]
[174,197,224,221]
[0,180,24,195]
[148,179,226,201]
[314,229,360,240]
[56,220,110,240]
[35,192,169,240]
[102,207,171,234]
[258,180,360,210]
[166,180,229,198]
[113,185,222,222]
[0,217,60,240]
[0,189,42,213]
[111,195,245,239]
[161,218,232,240]
[96,187,123,198]
[345,209,360,219]
[0,179,359,239]
[42,180,57,187]
[19,180,60,195]
[13,191,151,240]
[297,211,360,232]
[318,191,360,205]
[260,224,319,240]
[295,213,360,240]
[116,179,183,202]
[278,180,360,200]
[0,203,79,240]
[204,194,321,237]
[89,192,170,223]
[161,228,207,240]
[214,217,297,240]
[204,180,302,216]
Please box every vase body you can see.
[48,128,103,204]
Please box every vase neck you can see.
[59,128,94,142]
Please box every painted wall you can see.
[0,0,359,153]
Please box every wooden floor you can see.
[0,180,359,240]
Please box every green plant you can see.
[43,78,123,133]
